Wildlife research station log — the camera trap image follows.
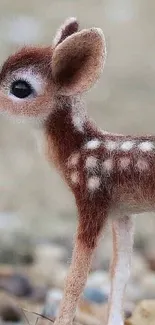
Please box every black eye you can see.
[10,80,33,99]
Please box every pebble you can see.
[20,253,34,265]
[0,292,22,322]
[126,300,155,325]
[47,265,68,289]
[83,287,108,304]
[0,231,35,265]
[51,236,73,262]
[147,255,155,272]
[28,261,67,288]
[140,273,155,299]
[77,300,107,325]
[42,289,63,318]
[124,301,135,319]
[0,273,33,297]
[78,299,108,324]
[29,242,68,287]
[126,281,145,302]
[86,271,110,289]
[130,253,149,280]
[35,243,68,268]
[134,236,146,252]
[0,304,22,322]
[29,285,47,302]
[42,286,108,321]
[144,238,155,271]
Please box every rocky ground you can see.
[0,230,155,325]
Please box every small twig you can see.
[21,308,31,325]
[22,308,55,323]
[35,316,39,325]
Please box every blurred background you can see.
[0,0,155,324]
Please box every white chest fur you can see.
[32,127,45,156]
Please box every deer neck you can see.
[44,95,97,170]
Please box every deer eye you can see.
[10,80,33,99]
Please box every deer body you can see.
[46,101,155,217]
[0,17,151,325]
[45,97,151,325]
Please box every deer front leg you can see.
[107,216,135,325]
[54,207,107,325]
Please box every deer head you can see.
[0,17,106,125]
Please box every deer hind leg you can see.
[107,216,135,325]
[54,207,108,325]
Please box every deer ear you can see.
[53,17,79,47]
[52,28,106,96]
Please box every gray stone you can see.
[42,289,63,318]
[83,287,108,304]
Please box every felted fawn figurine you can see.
[0,16,153,325]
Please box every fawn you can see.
[0,17,153,325]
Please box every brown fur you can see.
[53,18,79,46]
[52,28,105,95]
[0,47,52,82]
[0,17,150,325]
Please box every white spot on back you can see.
[105,140,118,151]
[87,176,100,191]
[119,157,130,169]
[136,159,149,171]
[70,171,79,184]
[120,141,134,151]
[85,156,98,169]
[102,158,113,171]
[85,139,101,150]
[138,141,154,152]
[68,153,80,167]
